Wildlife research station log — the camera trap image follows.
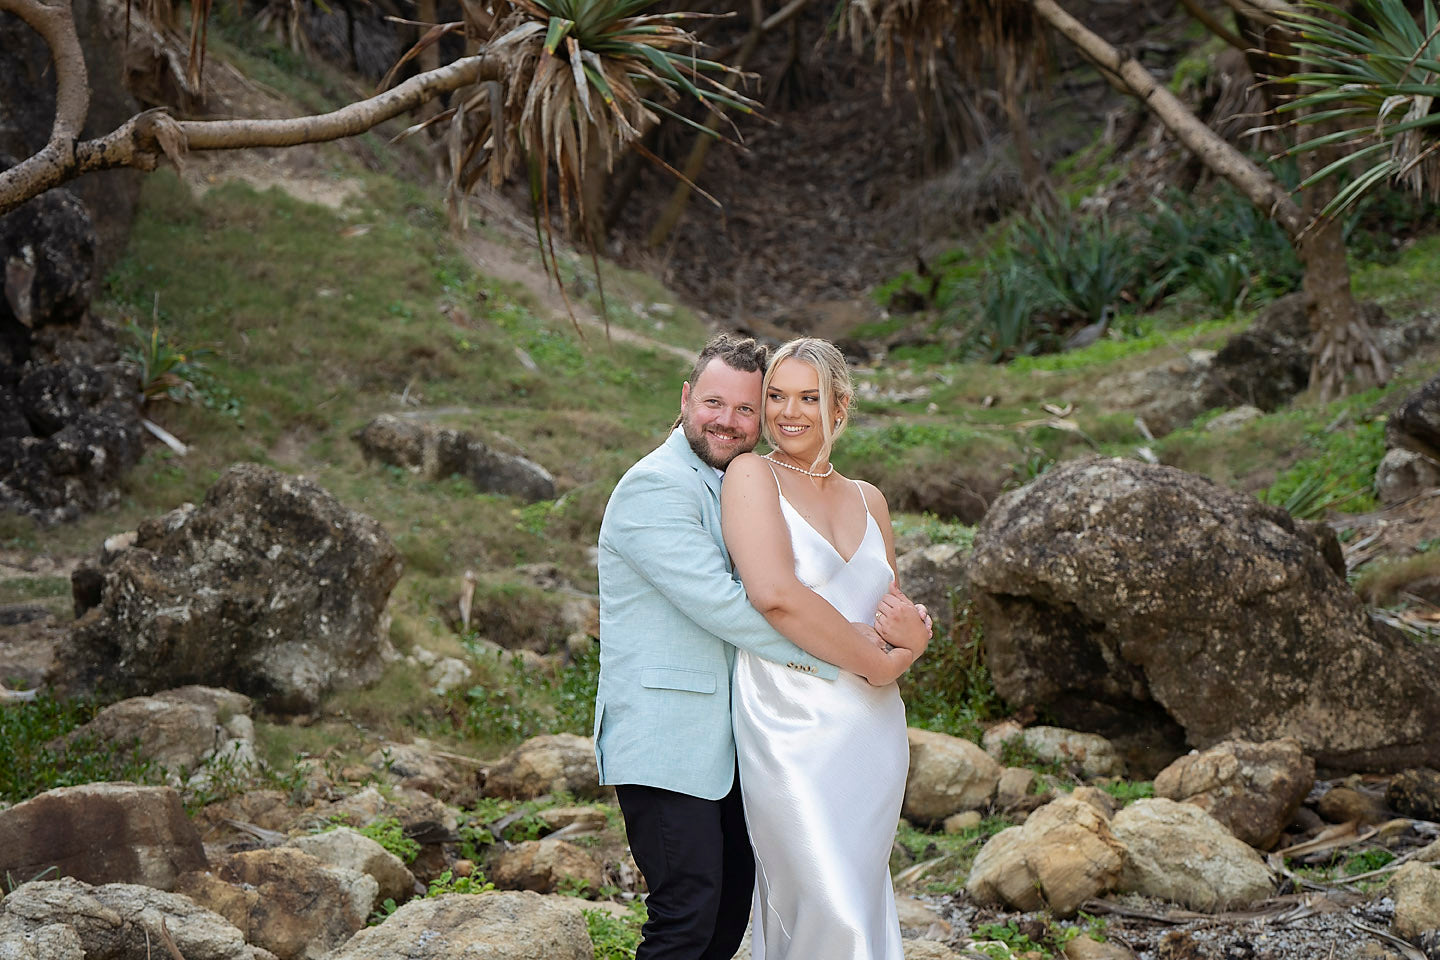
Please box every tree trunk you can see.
[1030,0,1387,396]
[1000,57,1057,214]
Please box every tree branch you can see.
[1178,0,1249,53]
[1216,0,1297,26]
[0,52,500,216]
[1031,0,1305,240]
[0,0,91,145]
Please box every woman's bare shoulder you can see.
[853,478,892,517]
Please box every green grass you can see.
[585,902,648,960]
[0,692,161,805]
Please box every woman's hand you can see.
[850,625,916,685]
[874,583,930,659]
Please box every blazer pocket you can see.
[639,667,717,694]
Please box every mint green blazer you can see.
[594,428,839,800]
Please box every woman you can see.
[720,337,926,960]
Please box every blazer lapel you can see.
[665,428,723,503]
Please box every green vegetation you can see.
[893,815,1014,894]
[585,902,648,960]
[901,602,1004,744]
[972,913,1108,959]
[341,816,422,864]
[0,692,158,804]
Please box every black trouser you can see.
[615,778,754,960]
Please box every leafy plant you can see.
[900,599,1004,743]
[1015,212,1136,322]
[972,259,1057,361]
[123,321,215,404]
[584,901,648,960]
[427,868,497,896]
[356,816,422,864]
[0,692,160,804]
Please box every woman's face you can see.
[766,358,829,458]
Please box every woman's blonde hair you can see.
[762,337,854,472]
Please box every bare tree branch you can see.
[0,45,500,216]
[1216,0,1297,26]
[1031,0,1306,239]
[1178,0,1249,52]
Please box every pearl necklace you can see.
[763,453,834,479]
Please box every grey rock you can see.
[288,828,414,906]
[1389,861,1440,940]
[1387,370,1440,462]
[896,543,967,638]
[0,783,206,891]
[490,837,605,894]
[485,734,605,801]
[60,686,254,779]
[1375,448,1440,503]
[0,877,274,960]
[1153,738,1314,850]
[326,890,593,960]
[902,727,1001,824]
[354,415,555,502]
[1112,799,1274,911]
[60,463,402,713]
[1388,768,1440,822]
[969,457,1440,775]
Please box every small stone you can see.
[943,811,983,834]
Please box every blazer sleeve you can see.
[601,466,840,680]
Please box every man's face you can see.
[680,359,763,469]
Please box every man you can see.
[594,334,927,960]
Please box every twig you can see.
[1348,917,1427,960]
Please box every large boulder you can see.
[1197,293,1315,413]
[326,891,594,960]
[288,828,416,905]
[485,734,605,801]
[178,848,376,960]
[0,877,275,960]
[0,783,206,891]
[966,795,1125,917]
[968,457,1440,774]
[491,837,605,894]
[1153,738,1314,850]
[0,357,144,523]
[1111,799,1274,910]
[896,542,968,638]
[981,723,1124,779]
[902,727,1002,825]
[60,463,402,712]
[354,415,555,502]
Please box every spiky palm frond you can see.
[1278,0,1440,217]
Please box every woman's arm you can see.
[861,481,932,656]
[721,454,913,685]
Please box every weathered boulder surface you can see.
[1388,768,1440,822]
[60,463,402,712]
[981,723,1124,779]
[0,877,275,960]
[491,837,605,894]
[966,795,1125,917]
[288,827,415,905]
[325,890,594,960]
[903,727,1002,825]
[1375,447,1440,503]
[1112,799,1274,910]
[0,357,144,523]
[354,414,555,502]
[1389,861,1440,940]
[0,783,206,891]
[896,542,968,638]
[179,848,376,960]
[1388,371,1440,463]
[61,686,256,782]
[1153,738,1314,850]
[968,457,1440,774]
[1198,293,1317,414]
[485,734,605,801]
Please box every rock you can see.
[902,941,964,959]
[903,728,1002,824]
[995,767,1037,809]
[1388,768,1440,821]
[1093,353,1213,438]
[967,795,1125,916]
[1112,798,1274,910]
[1375,448,1440,503]
[1387,371,1440,463]
[943,811,983,834]
[61,686,255,781]
[1069,786,1117,819]
[490,837,605,894]
[536,805,608,834]
[485,734,605,801]
[895,895,950,938]
[288,827,415,905]
[1199,294,1321,413]
[325,890,593,960]
[895,543,968,637]
[0,358,144,524]
[0,877,274,960]
[983,724,1125,779]
[1316,785,1392,826]
[1153,738,1314,849]
[365,739,470,801]
[181,848,376,960]
[1390,861,1440,940]
[0,783,205,891]
[1064,937,1138,959]
[968,457,1440,775]
[1203,405,1264,433]
[61,464,402,713]
[427,657,472,695]
[353,415,555,502]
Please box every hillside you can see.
[5,2,1440,959]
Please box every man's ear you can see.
[680,381,692,411]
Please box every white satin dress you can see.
[732,474,908,960]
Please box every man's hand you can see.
[874,583,930,660]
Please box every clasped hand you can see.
[874,582,931,656]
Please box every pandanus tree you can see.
[844,0,1392,398]
[0,0,754,302]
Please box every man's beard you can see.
[682,414,754,469]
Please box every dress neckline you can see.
[775,487,876,566]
